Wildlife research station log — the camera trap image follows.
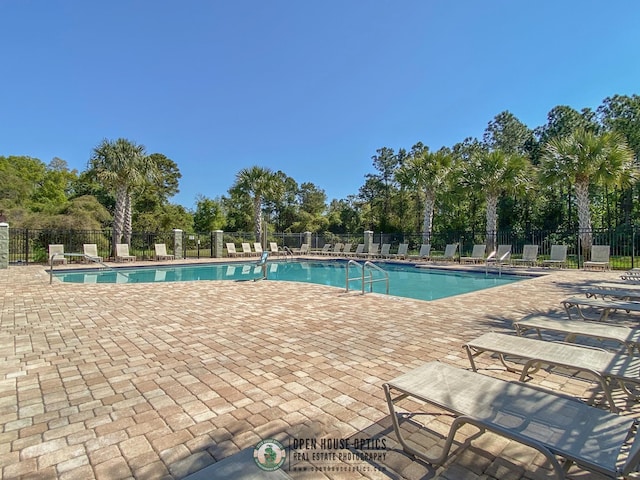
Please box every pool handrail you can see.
[345,259,389,295]
[49,253,113,284]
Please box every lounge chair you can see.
[343,243,363,257]
[48,244,67,265]
[379,243,391,258]
[311,244,331,255]
[584,245,610,271]
[325,243,343,256]
[460,244,486,264]
[358,243,379,259]
[241,242,255,257]
[83,244,102,263]
[340,243,353,256]
[408,244,431,261]
[485,244,511,267]
[292,244,309,255]
[226,243,241,258]
[269,242,282,256]
[542,244,568,268]
[465,331,640,412]
[621,269,640,282]
[383,361,640,479]
[561,296,640,322]
[512,244,538,267]
[253,242,263,255]
[390,243,409,260]
[584,285,640,302]
[513,314,640,355]
[115,243,136,262]
[430,243,458,262]
[154,243,174,261]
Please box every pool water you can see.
[53,260,529,302]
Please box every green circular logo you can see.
[253,438,286,471]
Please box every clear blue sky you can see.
[2,1,639,210]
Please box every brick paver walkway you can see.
[0,259,638,479]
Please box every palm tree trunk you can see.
[575,179,592,253]
[112,185,127,255]
[254,197,262,242]
[124,192,132,246]
[486,193,498,252]
[421,191,435,244]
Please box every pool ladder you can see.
[345,260,389,295]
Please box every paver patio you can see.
[1,259,638,479]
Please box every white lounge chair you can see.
[253,242,263,255]
[562,296,640,322]
[48,244,67,265]
[324,243,343,256]
[226,243,241,258]
[512,244,538,267]
[409,244,431,261]
[584,245,610,271]
[312,244,331,255]
[485,244,511,266]
[430,243,458,262]
[343,244,363,257]
[358,243,379,259]
[465,331,640,412]
[542,244,568,268]
[514,314,640,355]
[460,244,486,264]
[83,244,102,263]
[384,361,640,479]
[115,243,136,262]
[241,242,255,257]
[340,243,353,257]
[390,243,409,260]
[154,243,174,261]
[269,242,282,256]
[379,243,392,258]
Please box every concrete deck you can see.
[1,258,638,479]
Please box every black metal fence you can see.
[7,227,639,270]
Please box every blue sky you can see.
[2,1,639,210]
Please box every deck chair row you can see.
[48,243,174,263]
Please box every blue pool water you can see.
[53,260,529,302]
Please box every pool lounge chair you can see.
[562,296,640,322]
[512,244,538,267]
[312,244,331,255]
[343,243,363,257]
[460,244,486,264]
[154,243,174,261]
[358,243,379,259]
[292,244,309,255]
[542,244,568,268]
[324,243,343,256]
[379,243,392,258]
[408,244,431,261]
[584,245,610,271]
[390,243,409,260]
[340,243,353,256]
[485,244,511,267]
[48,244,67,265]
[465,331,640,412]
[430,243,458,262]
[269,242,282,256]
[83,244,102,263]
[241,242,255,257]
[253,243,263,256]
[115,243,136,262]
[226,243,241,258]
[383,361,640,479]
[513,314,640,355]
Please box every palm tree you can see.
[88,138,157,252]
[395,145,453,243]
[464,149,531,251]
[234,166,279,242]
[540,128,637,251]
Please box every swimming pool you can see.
[53,259,530,302]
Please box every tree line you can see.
[1,94,639,248]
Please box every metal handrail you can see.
[345,259,389,295]
[363,261,389,294]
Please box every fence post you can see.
[0,223,8,269]
[212,230,224,258]
[304,231,312,248]
[364,230,373,254]
[173,229,183,260]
